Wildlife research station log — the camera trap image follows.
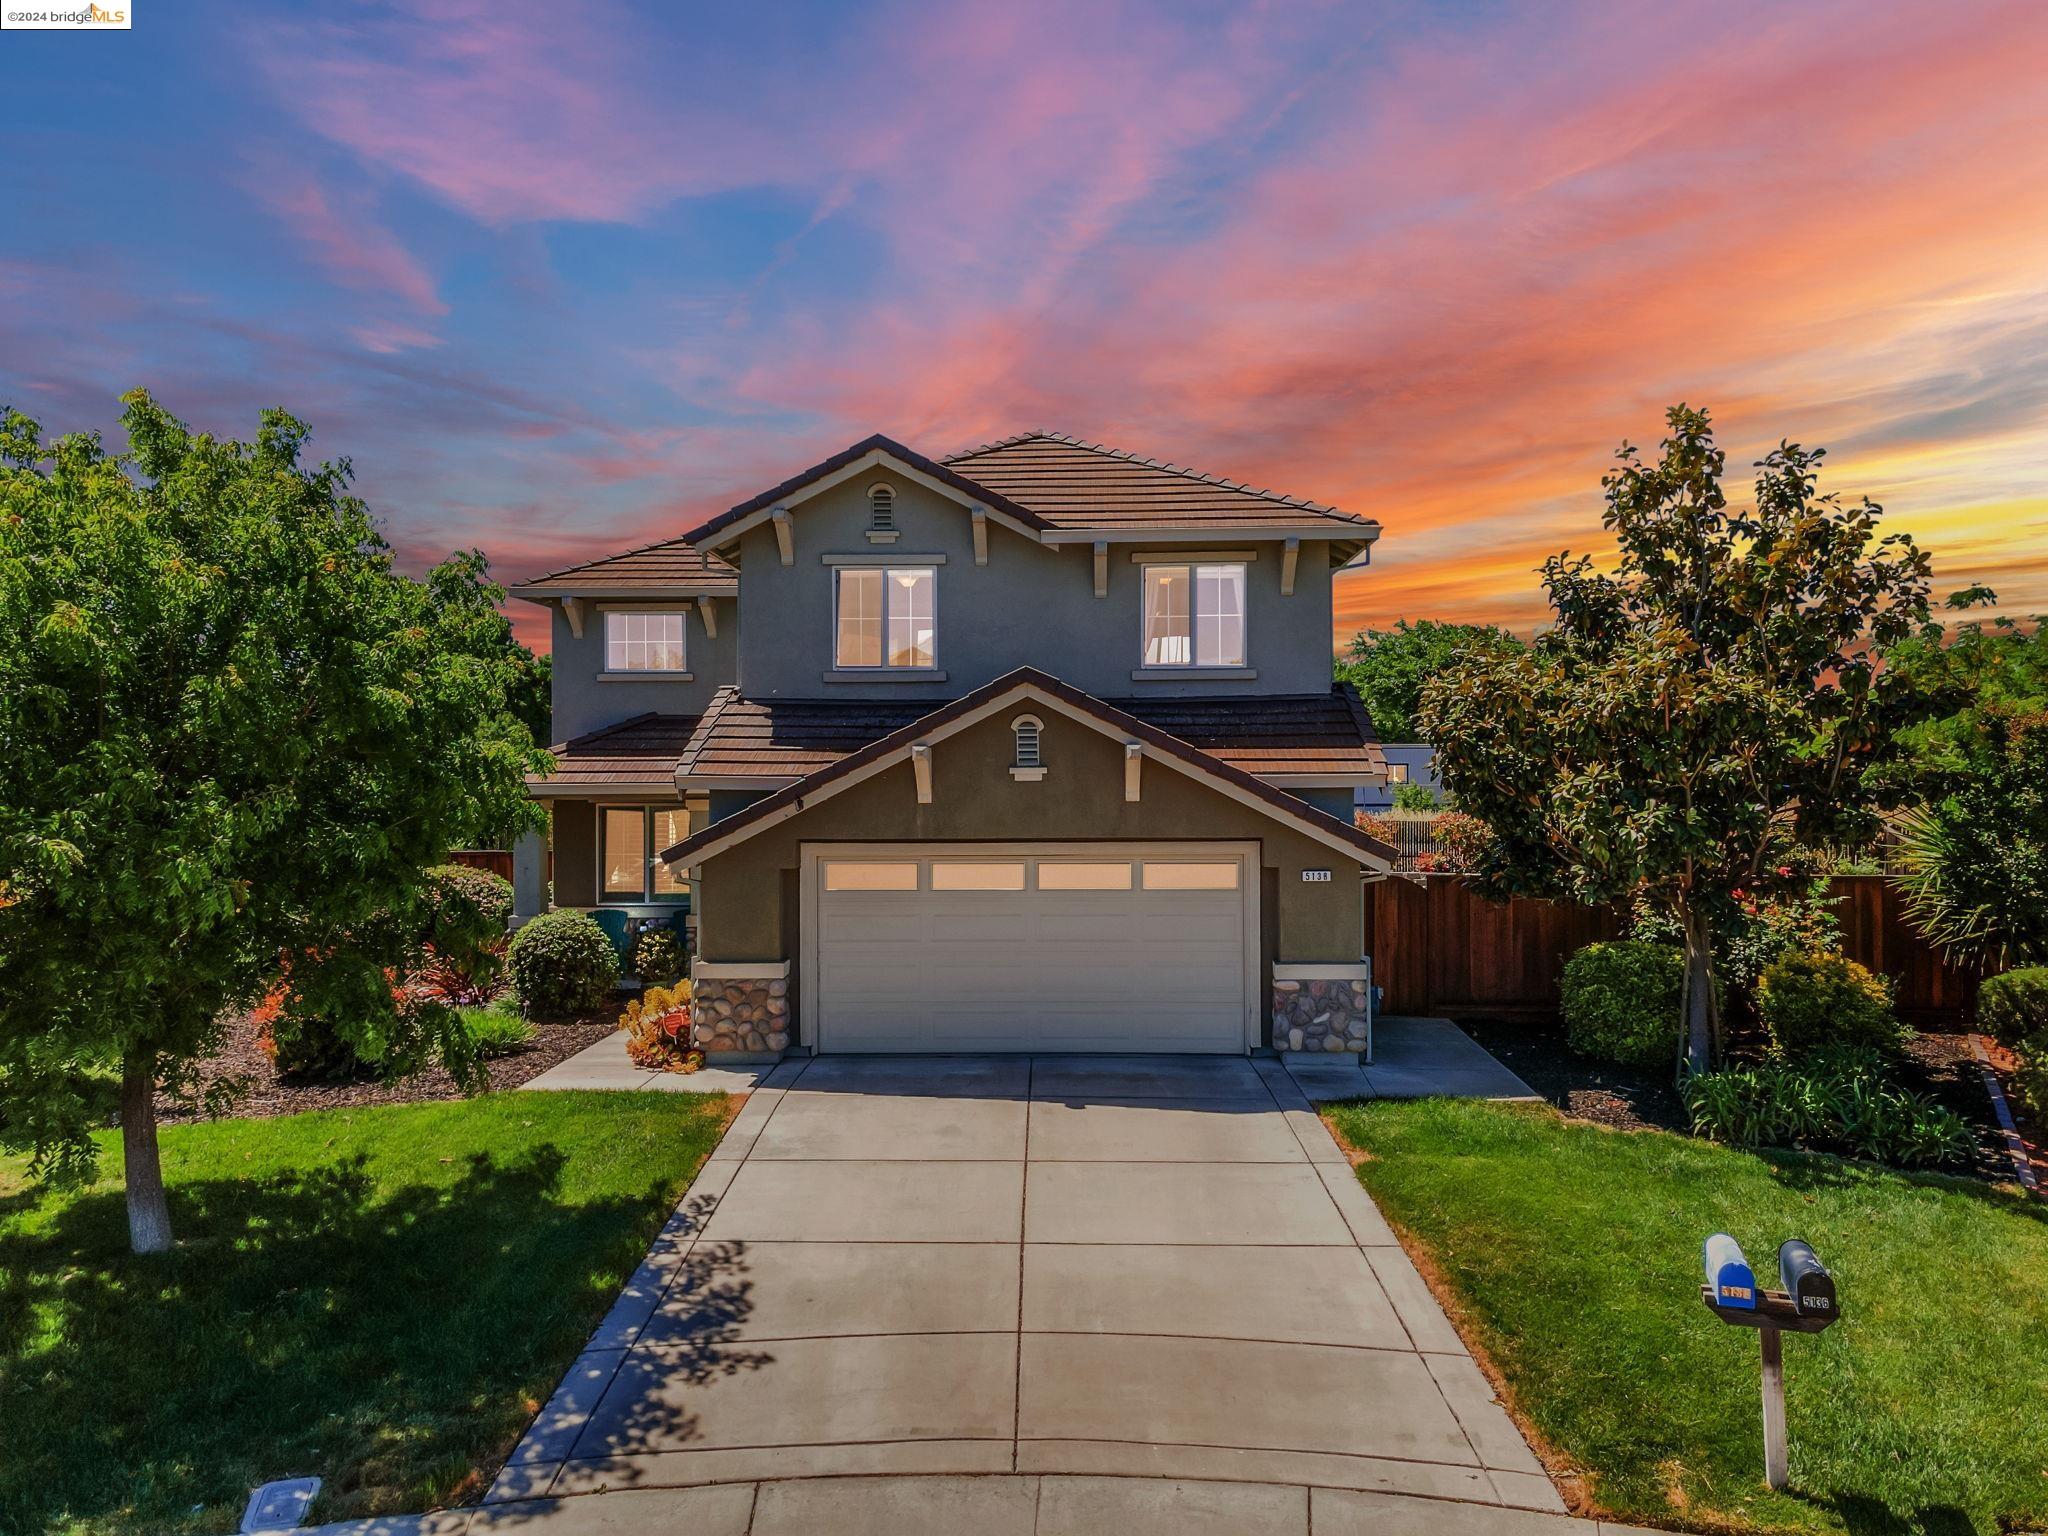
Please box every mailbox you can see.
[1704,1233,1758,1311]
[1777,1240,1836,1322]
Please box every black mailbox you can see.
[1777,1240,1836,1322]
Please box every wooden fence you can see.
[1365,875,1980,1027]
[445,849,516,882]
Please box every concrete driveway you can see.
[487,1053,1560,1526]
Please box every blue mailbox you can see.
[1703,1233,1758,1311]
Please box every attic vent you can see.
[1010,715,1045,781]
[868,484,896,531]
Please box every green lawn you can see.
[1324,1098,2048,1536]
[0,1090,734,1536]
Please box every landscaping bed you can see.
[1324,1096,2048,1536]
[155,1006,619,1122]
[0,1090,734,1536]
[1462,1016,2030,1185]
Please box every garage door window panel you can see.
[1036,861,1134,890]
[930,861,1026,891]
[823,861,921,891]
[1141,861,1240,890]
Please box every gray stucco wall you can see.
[548,599,740,743]
[731,469,1341,701]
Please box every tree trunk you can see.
[120,1052,173,1254]
[1679,908,1720,1078]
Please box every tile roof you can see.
[1109,687,1384,777]
[511,538,736,595]
[662,668,1396,868]
[672,683,1382,783]
[940,432,1373,531]
[529,713,703,789]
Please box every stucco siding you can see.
[552,799,598,908]
[550,601,739,743]
[691,709,1365,969]
[732,469,1340,700]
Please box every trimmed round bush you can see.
[423,863,513,945]
[507,909,620,1019]
[1757,949,1905,1061]
[633,926,685,986]
[1560,940,1684,1068]
[1978,966,2048,1050]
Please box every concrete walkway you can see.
[445,1052,1569,1534]
[520,1030,775,1095]
[1287,1016,1541,1103]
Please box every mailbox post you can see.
[1700,1234,1841,1492]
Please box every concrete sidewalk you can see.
[306,1473,1659,1535]
[1287,1016,1542,1104]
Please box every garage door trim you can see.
[798,840,1263,1054]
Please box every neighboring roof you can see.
[675,684,1384,784]
[510,538,737,598]
[685,433,1050,549]
[661,668,1397,869]
[528,713,702,791]
[940,432,1374,532]
[1109,685,1384,779]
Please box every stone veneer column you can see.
[1271,960,1374,1057]
[689,960,792,1059]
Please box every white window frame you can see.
[603,609,688,675]
[834,565,938,671]
[598,804,695,904]
[1138,562,1247,670]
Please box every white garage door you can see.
[808,843,1254,1053]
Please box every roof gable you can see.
[661,667,1396,870]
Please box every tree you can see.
[0,392,549,1252]
[1419,406,1934,1073]
[1335,619,1521,741]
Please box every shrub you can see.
[1560,940,1684,1068]
[620,984,694,1070]
[458,1001,538,1059]
[1721,878,1843,995]
[1978,967,2048,1050]
[2014,1031,2048,1118]
[1683,1050,1973,1169]
[421,864,513,992]
[507,910,620,1019]
[1391,781,1440,812]
[632,927,685,986]
[1757,949,1906,1060]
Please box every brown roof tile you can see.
[530,713,701,789]
[940,432,1372,532]
[674,684,1382,783]
[512,539,736,595]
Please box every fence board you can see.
[1366,874,1978,1026]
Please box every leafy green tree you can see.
[0,392,548,1252]
[1892,706,2048,968]
[1336,619,1521,740]
[1419,406,1934,1072]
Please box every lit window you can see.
[835,567,936,669]
[930,861,1026,891]
[1142,564,1244,668]
[1140,861,1239,890]
[601,805,694,903]
[1036,861,1133,890]
[1388,763,1410,784]
[823,861,920,891]
[605,611,687,672]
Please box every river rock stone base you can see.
[1272,977,1370,1054]
[692,977,791,1056]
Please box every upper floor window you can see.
[1142,563,1245,668]
[605,610,687,672]
[835,566,936,669]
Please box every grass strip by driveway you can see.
[0,1088,733,1536]
[1324,1097,2048,1536]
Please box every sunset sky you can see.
[3,0,2044,653]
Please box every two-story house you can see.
[512,432,1395,1062]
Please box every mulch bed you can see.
[1461,1015,2039,1187]
[155,1008,620,1124]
